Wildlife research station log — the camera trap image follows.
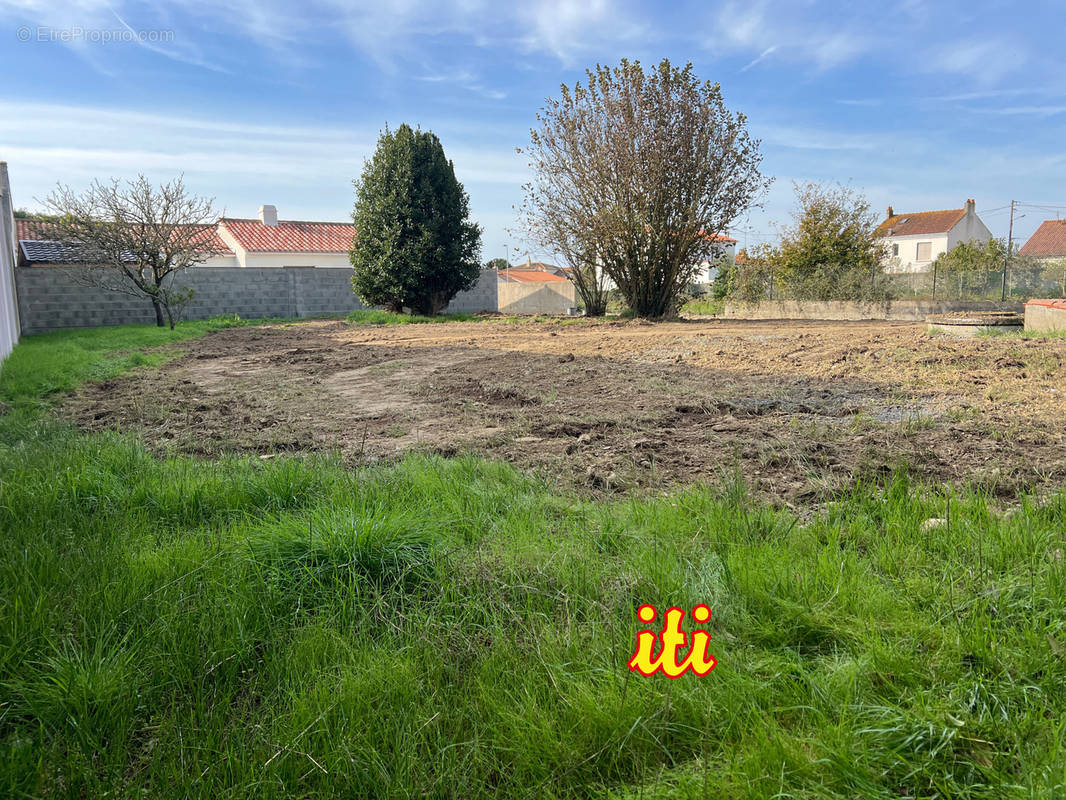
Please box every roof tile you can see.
[219,218,355,253]
[15,218,55,241]
[1018,219,1066,258]
[16,218,233,258]
[875,208,966,238]
[498,269,569,283]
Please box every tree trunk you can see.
[410,292,449,316]
[574,284,608,316]
[152,298,165,327]
[630,291,674,319]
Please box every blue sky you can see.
[1,0,1064,262]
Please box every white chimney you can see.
[258,204,278,226]
[965,198,975,214]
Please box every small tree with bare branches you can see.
[42,175,222,328]
[521,58,770,318]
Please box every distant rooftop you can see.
[218,217,355,253]
[1019,219,1066,258]
[875,207,967,238]
[498,268,569,283]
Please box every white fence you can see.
[0,163,19,365]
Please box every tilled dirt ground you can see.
[66,317,1066,505]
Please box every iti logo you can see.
[627,604,717,678]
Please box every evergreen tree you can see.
[350,124,482,315]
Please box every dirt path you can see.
[67,318,1066,505]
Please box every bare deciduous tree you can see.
[42,175,222,328]
[521,58,770,318]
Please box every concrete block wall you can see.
[15,266,367,334]
[721,299,1024,322]
[446,269,498,313]
[15,265,503,335]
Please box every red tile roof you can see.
[15,218,55,240]
[499,269,569,283]
[701,232,736,244]
[1026,299,1066,310]
[219,218,355,253]
[1018,219,1066,258]
[188,225,234,254]
[509,260,560,272]
[875,208,966,238]
[15,217,233,255]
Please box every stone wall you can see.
[15,265,501,334]
[721,299,1024,322]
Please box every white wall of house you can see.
[947,210,993,250]
[693,241,736,283]
[882,233,950,274]
[199,252,240,268]
[207,242,350,269]
[239,252,352,269]
[0,163,19,362]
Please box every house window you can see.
[891,244,899,257]
[916,242,932,261]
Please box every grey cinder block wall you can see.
[14,266,500,334]
[447,268,498,313]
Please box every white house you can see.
[876,199,992,274]
[692,233,736,283]
[213,205,355,268]
[17,204,356,269]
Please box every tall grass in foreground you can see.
[1,322,1064,797]
[0,413,1064,798]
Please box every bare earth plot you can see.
[67,318,1066,505]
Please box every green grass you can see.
[975,327,1066,339]
[0,315,305,412]
[1,327,1064,798]
[346,309,484,325]
[681,297,725,316]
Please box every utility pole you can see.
[1001,200,1015,302]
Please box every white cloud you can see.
[923,87,1048,102]
[515,0,645,64]
[836,98,882,107]
[415,68,508,100]
[709,0,1027,88]
[976,105,1066,117]
[756,122,911,153]
[0,101,528,225]
[739,46,777,73]
[931,39,1021,84]
[712,1,868,73]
